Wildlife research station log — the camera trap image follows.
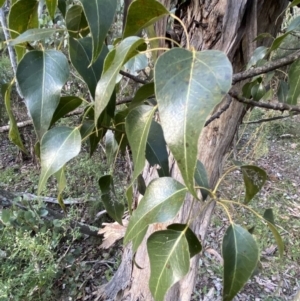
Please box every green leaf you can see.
[51,96,83,126]
[46,0,57,19]
[1,209,11,224]
[99,175,124,225]
[105,130,118,167]
[126,105,156,181]
[114,108,129,154]
[78,0,117,62]
[80,120,94,140]
[241,165,267,204]
[242,80,258,99]
[194,160,210,201]
[251,82,266,101]
[124,53,148,75]
[263,209,284,257]
[289,0,300,7]
[167,224,202,258]
[95,36,145,123]
[269,33,289,53]
[155,48,232,198]
[17,50,69,140]
[0,0,5,7]
[54,167,66,211]
[287,59,300,105]
[38,127,81,194]
[69,37,108,99]
[2,83,27,154]
[9,28,57,46]
[247,46,268,69]
[147,229,190,301]
[66,5,89,38]
[287,16,300,31]
[8,0,39,61]
[124,177,187,251]
[222,224,259,301]
[277,80,288,103]
[58,0,67,17]
[146,120,169,177]
[123,0,169,38]
[129,82,155,110]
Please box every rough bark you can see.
[98,1,289,300]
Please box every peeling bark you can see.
[97,1,289,300]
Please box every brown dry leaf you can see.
[98,220,128,249]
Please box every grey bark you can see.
[97,1,289,300]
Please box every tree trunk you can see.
[97,1,288,300]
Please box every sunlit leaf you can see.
[124,177,187,251]
[263,209,284,257]
[194,160,210,201]
[99,175,124,225]
[95,36,145,123]
[2,83,27,154]
[69,37,108,98]
[123,0,169,38]
[66,5,89,38]
[46,0,57,19]
[51,96,83,126]
[38,127,81,194]
[8,0,39,61]
[247,46,268,69]
[78,0,117,62]
[146,120,169,177]
[147,229,190,301]
[287,59,300,105]
[17,50,69,140]
[155,48,232,198]
[241,165,267,204]
[223,224,259,301]
[167,223,202,258]
[126,105,156,181]
[105,130,118,167]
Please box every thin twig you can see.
[242,113,300,124]
[119,70,148,84]
[204,97,232,126]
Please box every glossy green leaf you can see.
[263,209,284,257]
[223,224,259,301]
[129,82,155,110]
[147,229,190,301]
[2,83,27,154]
[17,50,69,140]
[123,0,169,38]
[241,165,267,204]
[66,5,89,38]
[137,174,146,195]
[58,0,66,17]
[78,0,117,62]
[38,127,81,194]
[155,48,232,198]
[126,105,156,181]
[247,46,268,69]
[51,96,83,126]
[289,0,300,7]
[251,82,266,101]
[146,120,169,177]
[99,175,124,225]
[8,0,39,61]
[277,80,288,103]
[242,80,258,99]
[167,223,202,258]
[124,177,186,250]
[46,0,57,19]
[105,130,118,167]
[9,28,57,46]
[194,160,210,201]
[287,59,300,105]
[69,37,108,98]
[95,36,145,122]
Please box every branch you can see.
[204,97,232,126]
[119,70,148,84]
[242,113,299,124]
[229,90,300,113]
[232,50,300,84]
